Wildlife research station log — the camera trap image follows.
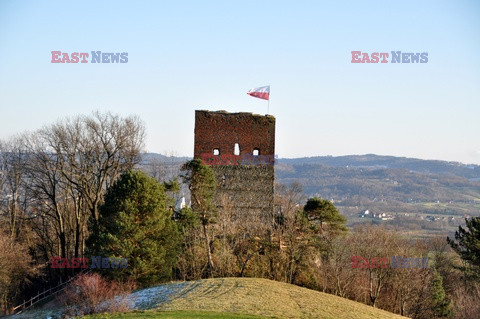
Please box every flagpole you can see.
[267,85,270,115]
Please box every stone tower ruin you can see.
[194,110,275,220]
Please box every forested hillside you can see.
[143,153,480,219]
[276,155,480,216]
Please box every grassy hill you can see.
[11,278,407,319]
[80,277,406,319]
[82,310,265,318]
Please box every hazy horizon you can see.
[143,150,480,166]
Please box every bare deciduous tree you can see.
[0,136,32,240]
[16,112,145,268]
[0,230,41,314]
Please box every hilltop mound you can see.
[11,277,407,319]
[99,277,406,319]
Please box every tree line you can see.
[0,112,144,312]
[1,112,479,319]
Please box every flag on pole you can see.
[247,85,270,100]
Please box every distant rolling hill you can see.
[275,155,480,219]
[278,154,480,179]
[140,153,480,222]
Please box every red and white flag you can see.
[247,85,270,100]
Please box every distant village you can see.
[358,209,459,223]
[358,210,394,221]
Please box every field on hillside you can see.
[86,278,406,319]
[12,278,408,319]
[83,310,266,319]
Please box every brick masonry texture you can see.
[194,110,275,219]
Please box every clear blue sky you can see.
[1,0,479,164]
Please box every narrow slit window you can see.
[234,143,240,155]
[253,149,260,156]
[213,148,220,155]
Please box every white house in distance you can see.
[175,196,186,211]
[359,209,394,221]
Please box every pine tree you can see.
[87,170,180,286]
[447,216,480,269]
[303,197,347,234]
[181,159,217,277]
[430,270,453,318]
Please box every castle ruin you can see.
[194,110,275,220]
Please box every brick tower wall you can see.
[194,110,275,220]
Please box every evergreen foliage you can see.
[88,170,180,286]
[303,197,348,234]
[447,217,480,269]
[430,270,453,318]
